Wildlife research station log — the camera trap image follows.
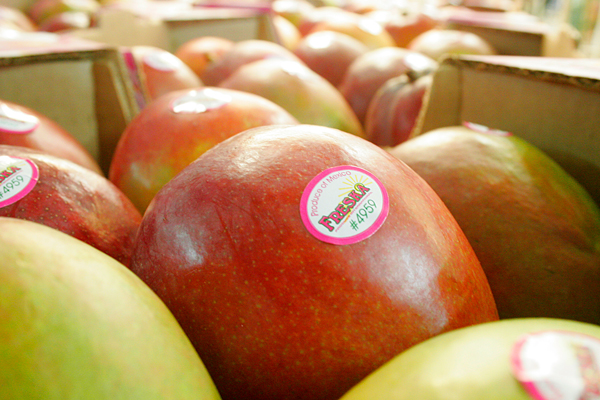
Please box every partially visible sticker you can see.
[511,330,600,400]
[0,103,39,134]
[143,50,183,72]
[463,121,512,136]
[300,165,389,245]
[121,49,147,110]
[0,156,39,208]
[171,89,231,114]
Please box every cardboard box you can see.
[1,0,36,12]
[414,54,600,204]
[70,1,280,53]
[0,31,139,174]
[442,7,579,56]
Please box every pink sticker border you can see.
[511,332,550,400]
[510,329,600,400]
[300,165,389,245]
[121,49,148,110]
[0,157,39,208]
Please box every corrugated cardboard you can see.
[70,1,280,53]
[0,32,139,174]
[442,7,579,56]
[413,54,600,204]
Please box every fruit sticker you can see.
[143,50,183,72]
[300,165,389,245]
[0,102,39,134]
[120,50,147,110]
[171,89,231,114]
[0,156,39,208]
[511,330,600,400]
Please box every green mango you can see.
[340,318,600,400]
[389,125,600,324]
[0,217,221,400]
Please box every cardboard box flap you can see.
[442,7,579,56]
[449,55,600,80]
[193,0,272,11]
[0,30,108,57]
[71,1,280,52]
[444,8,544,33]
[415,54,600,204]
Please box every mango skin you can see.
[130,124,498,400]
[108,87,299,213]
[0,145,142,267]
[340,317,600,400]
[218,59,365,138]
[389,126,600,324]
[0,217,221,400]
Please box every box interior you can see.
[443,8,579,56]
[0,47,138,175]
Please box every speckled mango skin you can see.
[108,87,299,214]
[130,124,498,400]
[218,58,366,138]
[0,217,221,400]
[339,317,600,400]
[0,145,142,267]
[389,126,600,324]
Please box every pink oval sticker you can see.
[0,103,39,134]
[0,156,39,208]
[300,165,389,245]
[511,330,600,400]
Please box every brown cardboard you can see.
[1,0,35,12]
[442,7,579,56]
[414,54,600,204]
[0,32,139,174]
[70,1,280,53]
